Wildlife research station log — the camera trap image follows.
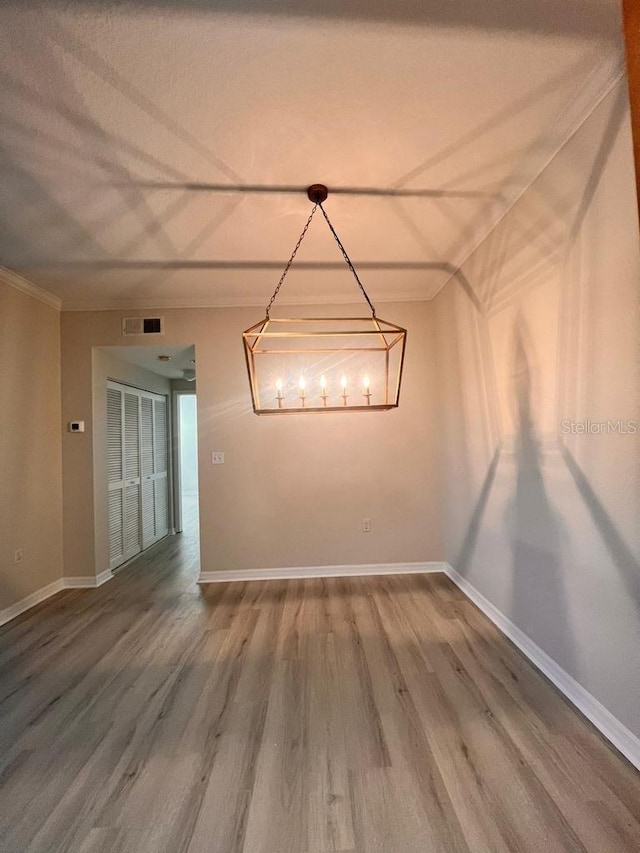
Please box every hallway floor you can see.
[1,514,639,852]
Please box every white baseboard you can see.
[198,561,445,584]
[95,568,114,587]
[444,563,640,772]
[0,578,66,627]
[65,569,113,589]
[0,570,114,627]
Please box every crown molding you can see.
[61,289,439,312]
[0,266,62,311]
[431,52,626,302]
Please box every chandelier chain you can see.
[265,203,318,318]
[265,194,377,319]
[318,202,376,318]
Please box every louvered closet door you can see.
[140,395,156,549]
[108,382,170,564]
[140,393,169,547]
[108,383,143,570]
[122,391,142,561]
[153,397,169,540]
[107,386,125,569]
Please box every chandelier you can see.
[243,184,407,414]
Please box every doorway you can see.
[175,392,199,536]
[96,344,196,577]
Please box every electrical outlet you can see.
[362,518,371,533]
[14,548,23,564]
[212,452,225,465]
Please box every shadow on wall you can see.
[440,78,639,684]
[559,445,640,607]
[505,315,574,668]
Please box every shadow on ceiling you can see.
[0,9,622,297]
[9,0,622,39]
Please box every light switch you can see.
[212,452,225,464]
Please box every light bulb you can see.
[320,375,327,389]
[275,379,283,392]
[363,374,370,389]
[298,376,306,390]
[340,375,348,390]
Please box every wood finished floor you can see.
[1,504,640,852]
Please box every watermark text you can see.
[561,419,637,435]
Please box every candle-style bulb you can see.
[363,373,372,405]
[319,374,328,406]
[275,379,283,392]
[340,374,348,407]
[299,376,306,391]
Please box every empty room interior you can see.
[1,1,640,851]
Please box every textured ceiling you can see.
[103,344,196,378]
[0,1,625,310]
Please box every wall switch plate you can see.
[14,548,23,564]
[362,518,371,533]
[212,452,225,465]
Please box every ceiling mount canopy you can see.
[242,185,407,415]
[306,183,329,204]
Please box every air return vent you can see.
[122,317,164,336]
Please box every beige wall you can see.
[61,302,442,578]
[0,282,63,610]
[433,81,640,737]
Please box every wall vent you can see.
[122,317,164,336]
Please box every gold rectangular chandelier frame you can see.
[242,186,408,415]
[243,316,407,415]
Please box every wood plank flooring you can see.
[1,504,640,852]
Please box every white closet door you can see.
[122,391,142,561]
[140,395,156,549]
[108,382,170,564]
[153,397,169,539]
[108,384,143,570]
[107,386,124,568]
